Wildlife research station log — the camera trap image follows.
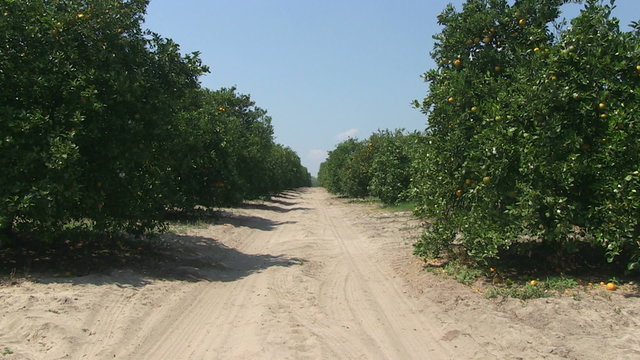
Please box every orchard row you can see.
[321,0,639,271]
[0,0,311,243]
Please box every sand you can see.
[1,187,638,359]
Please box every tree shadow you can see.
[237,203,311,213]
[216,213,297,231]
[268,198,298,206]
[3,233,305,287]
[276,188,306,199]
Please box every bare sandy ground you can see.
[1,187,638,359]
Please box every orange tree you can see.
[412,0,640,270]
[0,0,207,240]
[168,87,311,210]
[318,138,363,195]
[368,130,418,205]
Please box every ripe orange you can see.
[606,282,616,291]
[448,96,455,103]
[599,281,606,286]
[636,65,640,71]
[530,280,538,286]
[76,13,85,19]
[453,59,462,68]
[518,18,526,26]
[550,75,557,81]
[598,102,606,110]
[455,189,464,197]
[534,47,540,52]
[483,37,492,44]
[599,113,608,119]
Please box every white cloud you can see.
[335,128,359,141]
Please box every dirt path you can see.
[1,188,639,359]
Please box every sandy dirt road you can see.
[1,188,639,359]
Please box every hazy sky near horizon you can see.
[144,0,639,176]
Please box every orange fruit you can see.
[76,13,85,19]
[518,18,526,26]
[470,106,478,112]
[483,37,492,44]
[453,59,462,68]
[599,113,608,119]
[606,282,616,291]
[598,102,606,110]
[534,47,540,52]
[599,281,606,286]
[636,65,640,71]
[494,65,502,72]
[529,280,538,286]
[448,96,455,103]
[455,189,464,197]
[550,75,557,81]
[482,176,491,184]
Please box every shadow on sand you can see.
[25,233,305,287]
[0,189,310,287]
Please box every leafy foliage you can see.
[318,130,418,204]
[412,0,640,270]
[0,0,310,246]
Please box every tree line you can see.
[320,0,639,271]
[0,0,310,244]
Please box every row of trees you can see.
[0,0,310,243]
[320,0,639,271]
[318,130,418,205]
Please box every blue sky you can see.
[144,0,639,176]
